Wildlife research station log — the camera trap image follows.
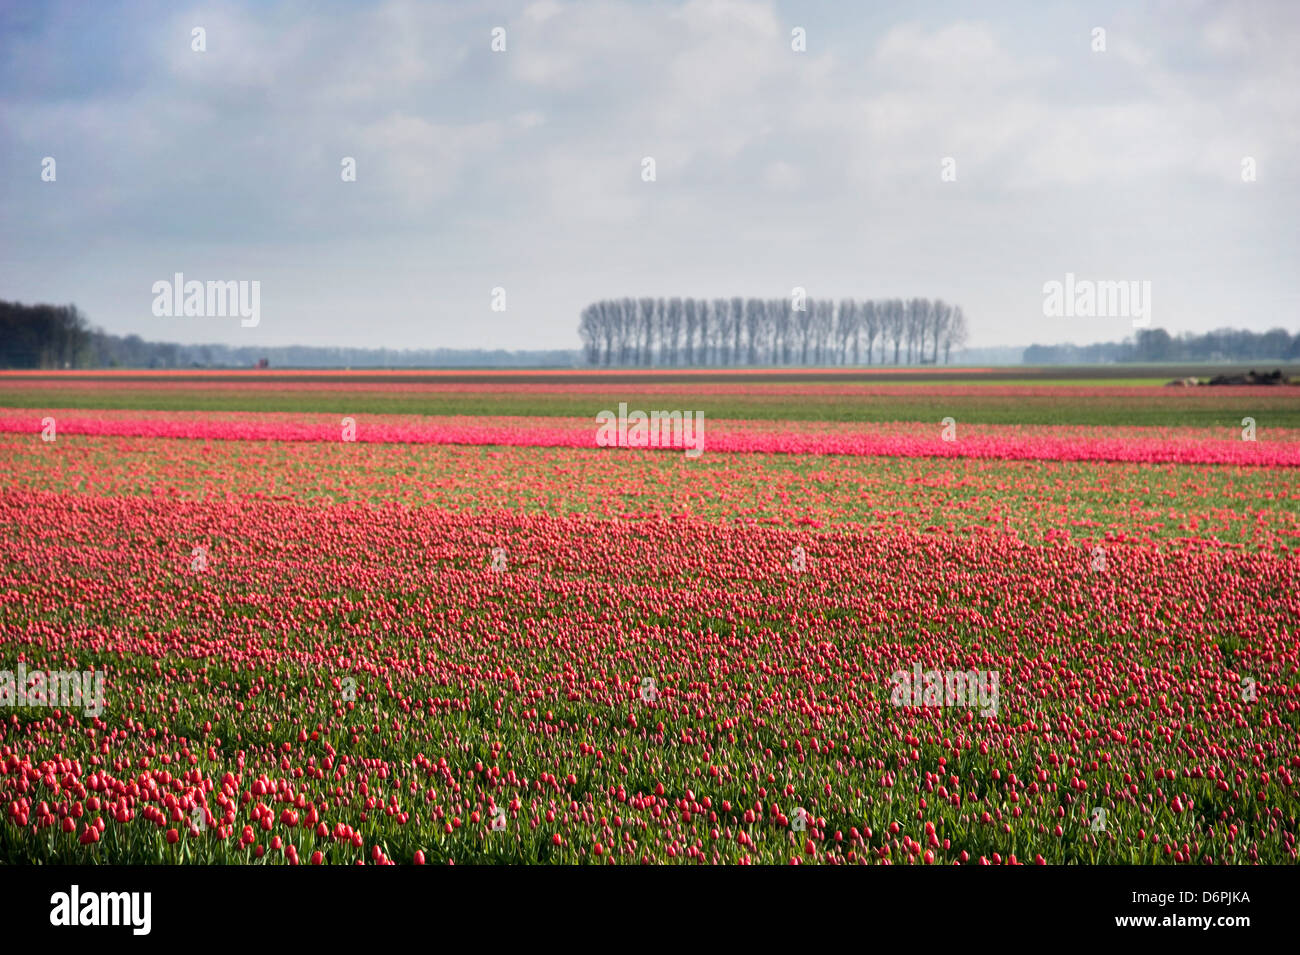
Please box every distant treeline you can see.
[11,297,1295,370]
[577,297,968,366]
[0,301,90,369]
[1024,327,1300,364]
[0,300,577,368]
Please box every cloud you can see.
[1,0,1296,349]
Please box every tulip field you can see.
[2,368,1298,866]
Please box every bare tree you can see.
[683,298,698,366]
[707,300,717,369]
[637,298,657,366]
[930,299,952,365]
[812,299,834,364]
[885,299,904,363]
[578,305,601,365]
[724,297,740,365]
[836,299,858,365]
[759,299,776,364]
[770,298,792,365]
[943,306,968,363]
[663,297,683,366]
[905,298,927,364]
[861,300,878,364]
[794,296,814,365]
[711,298,730,365]
[596,301,611,365]
[743,298,765,365]
[615,298,633,364]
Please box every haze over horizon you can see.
[3,0,1297,352]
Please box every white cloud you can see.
[1,0,1296,349]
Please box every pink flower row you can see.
[5,409,1297,467]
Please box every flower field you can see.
[5,409,1300,466]
[1,370,1298,865]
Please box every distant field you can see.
[5,363,1297,383]
[3,366,1299,427]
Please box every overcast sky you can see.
[2,0,1297,351]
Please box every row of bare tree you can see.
[578,297,968,367]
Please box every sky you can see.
[2,0,1297,351]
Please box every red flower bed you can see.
[1,487,1297,865]
[3,409,1296,466]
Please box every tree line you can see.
[13,296,1293,370]
[577,297,969,367]
[0,301,92,369]
[0,300,576,368]
[1024,327,1300,364]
